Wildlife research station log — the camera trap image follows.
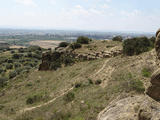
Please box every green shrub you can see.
[59,42,69,47]
[0,68,4,74]
[64,92,75,102]
[142,68,152,78]
[88,78,93,84]
[26,93,46,104]
[130,79,145,93]
[7,59,13,63]
[27,52,32,58]
[63,56,75,66]
[77,36,91,44]
[10,50,15,54]
[95,79,102,85]
[75,82,82,88]
[18,48,25,53]
[112,36,123,42]
[32,53,41,59]
[14,63,21,68]
[149,36,156,45]
[0,77,8,87]
[50,62,61,70]
[70,43,82,49]
[26,94,42,104]
[6,63,13,69]
[9,71,17,79]
[12,53,21,59]
[123,36,153,56]
[28,46,42,52]
[117,73,145,93]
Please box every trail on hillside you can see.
[19,87,74,113]
[19,58,114,114]
[91,58,115,88]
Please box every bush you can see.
[63,56,75,66]
[28,46,42,52]
[14,63,21,68]
[70,43,82,50]
[26,94,42,104]
[12,54,20,59]
[64,92,75,102]
[130,79,145,93]
[112,36,123,42]
[117,73,145,93]
[7,59,13,63]
[75,82,82,88]
[88,78,93,84]
[26,93,47,105]
[0,77,8,87]
[50,61,61,70]
[123,36,153,56]
[95,79,102,85]
[9,71,17,79]
[59,42,69,47]
[77,36,91,44]
[149,36,156,45]
[6,64,13,69]
[142,68,152,78]
[10,50,15,54]
[32,53,41,59]
[0,68,4,74]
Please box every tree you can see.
[123,36,153,56]
[112,36,123,42]
[77,36,91,44]
[59,42,69,47]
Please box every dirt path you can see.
[20,87,74,113]
[19,58,114,113]
[91,58,115,88]
[94,59,110,76]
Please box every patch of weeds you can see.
[26,92,49,104]
[142,68,152,78]
[95,79,102,85]
[63,92,75,102]
[26,83,33,87]
[113,72,145,93]
[88,78,93,85]
[75,82,82,88]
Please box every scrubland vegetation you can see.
[0,46,46,89]
[0,35,156,120]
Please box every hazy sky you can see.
[0,0,160,32]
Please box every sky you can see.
[0,0,160,32]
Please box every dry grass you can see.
[0,40,157,120]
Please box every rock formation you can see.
[155,28,160,59]
[98,29,160,120]
[147,29,160,101]
[39,45,122,71]
[97,95,160,120]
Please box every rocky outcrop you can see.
[155,28,160,59]
[147,69,160,101]
[97,96,160,120]
[39,46,122,71]
[147,29,160,101]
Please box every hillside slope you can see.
[0,40,158,120]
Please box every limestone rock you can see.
[155,28,160,60]
[97,96,160,120]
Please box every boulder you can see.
[146,29,160,101]
[97,96,160,120]
[155,28,160,60]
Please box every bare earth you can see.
[29,40,64,49]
